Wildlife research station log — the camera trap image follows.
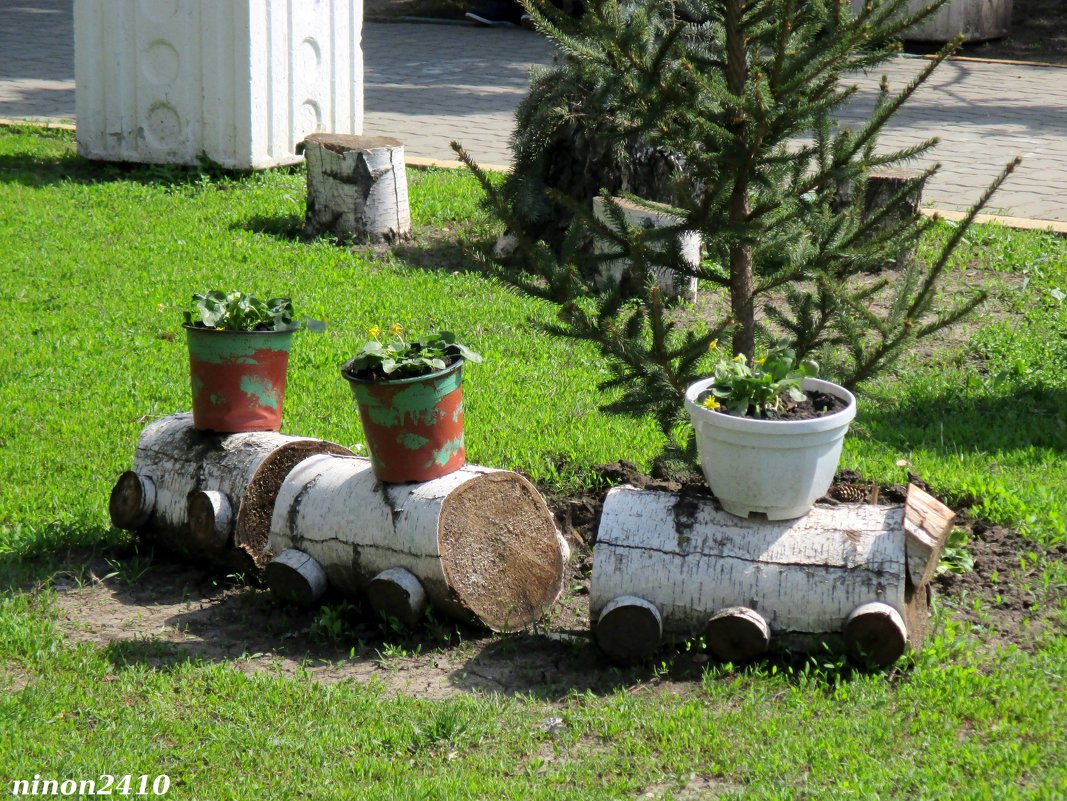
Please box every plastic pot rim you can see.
[684,376,857,434]
[341,357,465,387]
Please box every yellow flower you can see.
[702,396,721,411]
[389,323,404,337]
[708,338,718,352]
[368,325,381,339]
[732,354,746,363]
[755,356,766,365]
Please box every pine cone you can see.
[830,483,869,503]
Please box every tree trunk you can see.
[109,413,352,572]
[262,453,568,631]
[591,484,953,665]
[301,133,411,243]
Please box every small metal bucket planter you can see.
[185,325,295,433]
[341,358,467,483]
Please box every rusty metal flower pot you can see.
[341,359,467,483]
[185,325,294,433]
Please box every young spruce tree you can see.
[455,0,1018,446]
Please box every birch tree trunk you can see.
[591,484,953,665]
[263,453,568,631]
[109,413,352,571]
[301,133,411,243]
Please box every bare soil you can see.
[51,468,1065,698]
[364,0,1067,66]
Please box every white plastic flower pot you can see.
[684,377,856,521]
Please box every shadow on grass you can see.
[0,524,128,592]
[862,385,1067,456]
[0,139,301,190]
[239,213,307,241]
[234,211,491,277]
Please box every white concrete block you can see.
[592,195,700,303]
[74,0,364,169]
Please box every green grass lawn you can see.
[1,126,1065,799]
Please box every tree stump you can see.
[300,133,411,244]
[262,453,568,631]
[590,484,954,666]
[592,196,700,303]
[109,413,352,571]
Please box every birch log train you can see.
[591,484,954,667]
[109,414,567,630]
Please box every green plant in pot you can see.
[182,290,324,433]
[341,325,483,483]
[684,342,856,520]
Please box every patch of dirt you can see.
[51,467,1064,698]
[933,522,1067,650]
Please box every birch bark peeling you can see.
[109,413,351,570]
[267,454,566,631]
[301,133,411,244]
[591,485,951,657]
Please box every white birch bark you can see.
[591,484,952,659]
[268,454,566,630]
[302,133,411,243]
[109,413,351,566]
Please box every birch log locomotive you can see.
[591,484,954,666]
[300,133,411,243]
[262,453,568,631]
[109,413,352,572]
[110,414,568,630]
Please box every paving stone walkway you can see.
[1,0,1065,222]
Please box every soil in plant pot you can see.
[713,390,851,422]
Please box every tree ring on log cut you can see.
[299,132,403,155]
[367,567,428,628]
[844,602,908,668]
[595,596,663,664]
[704,606,771,663]
[109,471,156,530]
[266,548,328,607]
[234,441,353,565]
[437,472,563,632]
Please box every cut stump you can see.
[300,133,411,243]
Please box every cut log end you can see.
[266,549,328,607]
[438,472,564,632]
[595,596,663,664]
[366,567,428,628]
[187,490,233,551]
[109,471,155,530]
[234,441,353,565]
[704,607,771,663]
[844,602,908,669]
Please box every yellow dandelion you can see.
[368,324,381,339]
[708,338,718,352]
[702,396,721,411]
[389,323,404,337]
[755,356,766,365]
[732,354,746,363]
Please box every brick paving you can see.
[1,1,1065,222]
